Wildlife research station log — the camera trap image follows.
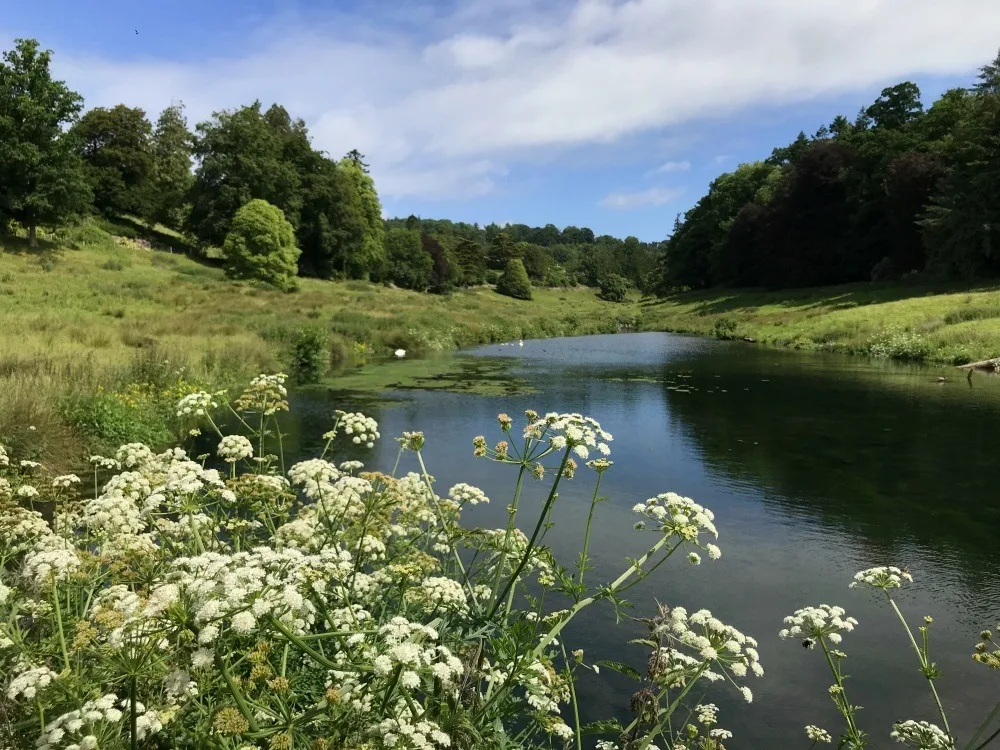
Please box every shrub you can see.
[867,326,931,361]
[599,273,629,302]
[222,199,301,291]
[100,257,129,271]
[713,316,740,339]
[496,258,533,300]
[291,327,328,383]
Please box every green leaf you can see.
[596,660,643,681]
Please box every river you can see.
[286,332,1000,747]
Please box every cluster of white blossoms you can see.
[526,412,613,461]
[448,482,489,506]
[0,476,10,498]
[88,455,121,471]
[780,605,858,645]
[849,566,914,590]
[371,715,451,750]
[217,435,254,463]
[23,536,81,588]
[17,484,38,498]
[51,474,80,489]
[889,720,955,749]
[234,373,288,415]
[409,576,469,615]
[657,606,762,699]
[0,443,8,466]
[806,725,833,743]
[288,458,341,498]
[0,389,767,750]
[329,410,380,448]
[115,442,155,469]
[37,694,163,750]
[633,492,719,550]
[176,391,219,418]
[6,663,58,700]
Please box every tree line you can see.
[0,38,658,298]
[659,49,1000,292]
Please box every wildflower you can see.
[587,458,613,473]
[890,720,954,749]
[0,443,7,466]
[706,544,722,560]
[497,413,512,430]
[20,459,40,470]
[329,410,380,448]
[7,664,59,700]
[780,605,858,643]
[740,686,753,703]
[231,611,257,633]
[563,458,577,478]
[806,725,833,743]
[176,391,219,418]
[494,441,509,460]
[850,566,913,590]
[532,462,545,479]
[87,455,116,471]
[688,552,701,565]
[218,435,254,463]
[449,483,489,506]
[234,374,288,415]
[696,704,718,726]
[213,706,250,735]
[400,431,425,451]
[16,484,38,498]
[52,474,81,489]
[472,435,487,457]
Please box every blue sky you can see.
[2,0,999,241]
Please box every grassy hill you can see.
[643,280,1000,366]
[0,223,639,467]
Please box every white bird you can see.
[518,340,524,347]
[394,349,406,358]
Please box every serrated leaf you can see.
[596,660,643,681]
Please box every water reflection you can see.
[291,333,1000,746]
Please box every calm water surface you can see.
[288,333,1000,747]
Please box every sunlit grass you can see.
[643,279,1000,365]
[0,228,638,466]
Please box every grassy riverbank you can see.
[644,279,1000,366]
[0,225,638,467]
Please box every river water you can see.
[287,332,1000,747]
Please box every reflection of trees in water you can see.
[658,350,1000,582]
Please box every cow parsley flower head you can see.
[217,435,253,463]
[850,566,913,590]
[524,412,612,456]
[890,720,954,749]
[328,410,380,448]
[633,492,718,545]
[448,483,489,506]
[234,373,288,415]
[780,605,858,643]
[176,391,218,418]
[806,726,833,743]
[52,474,81,489]
[0,443,8,466]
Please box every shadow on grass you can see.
[0,234,60,255]
[104,215,225,269]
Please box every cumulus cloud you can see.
[601,187,684,209]
[42,0,1000,199]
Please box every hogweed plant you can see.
[781,566,1000,750]
[0,375,758,750]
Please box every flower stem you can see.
[886,595,951,738]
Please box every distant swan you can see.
[518,340,523,347]
[394,349,406,358]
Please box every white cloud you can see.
[601,187,684,209]
[42,0,1000,200]
[653,160,691,173]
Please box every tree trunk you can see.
[28,224,37,248]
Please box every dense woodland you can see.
[0,38,659,296]
[659,49,1000,292]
